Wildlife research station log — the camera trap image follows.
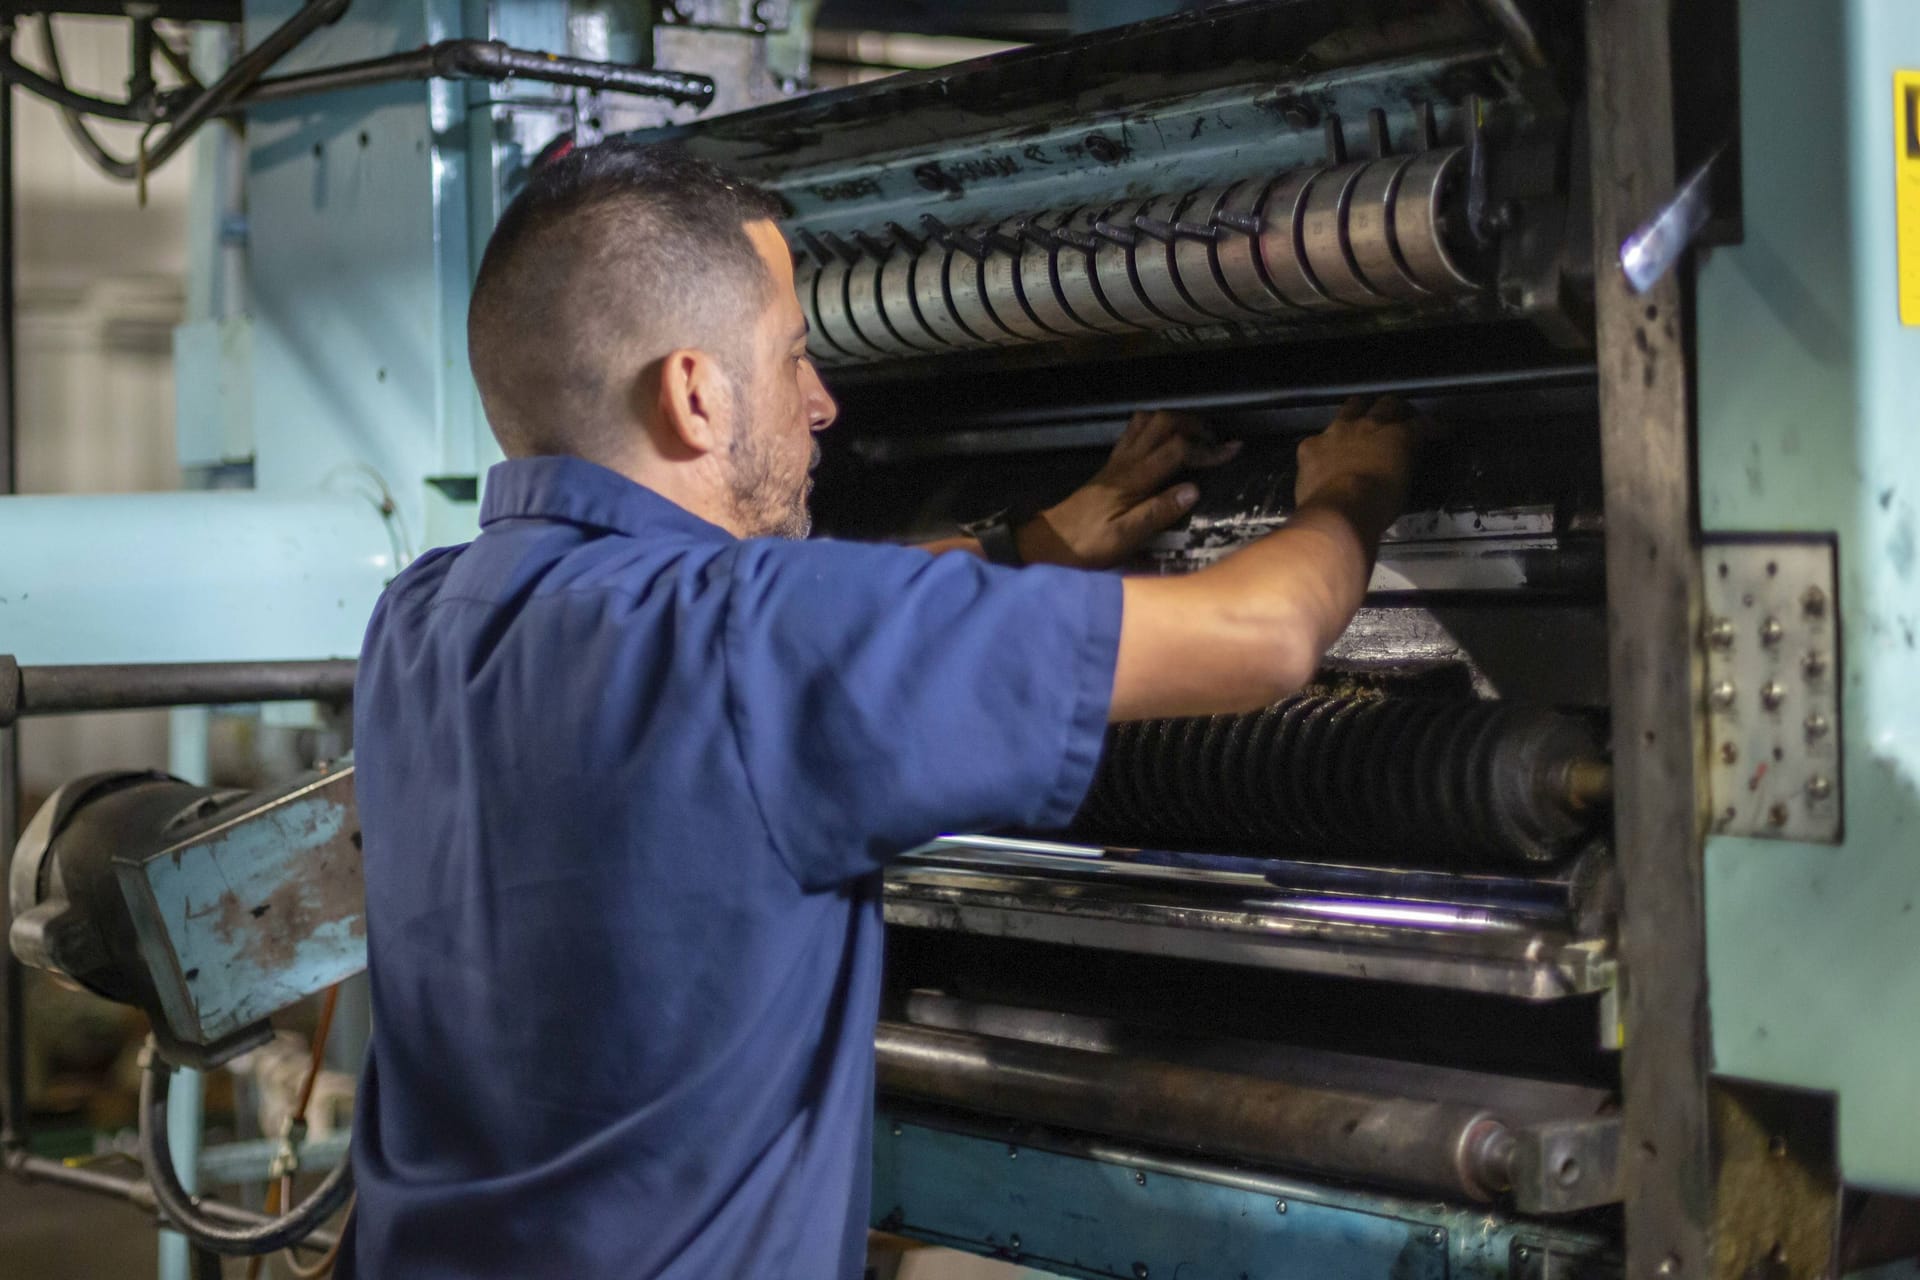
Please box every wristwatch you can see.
[960,510,1026,567]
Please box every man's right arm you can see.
[1111,397,1416,722]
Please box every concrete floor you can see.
[0,1176,1041,1279]
[1,1177,157,1279]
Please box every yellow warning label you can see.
[1900,71,1920,325]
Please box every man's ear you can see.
[654,348,734,458]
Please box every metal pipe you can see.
[136,0,350,174]
[5,1151,338,1253]
[0,659,357,726]
[0,46,22,1157]
[874,1021,1516,1201]
[239,38,716,108]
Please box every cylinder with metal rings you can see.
[792,145,1489,366]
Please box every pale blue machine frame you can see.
[4,0,1919,1276]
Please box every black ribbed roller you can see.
[1072,695,1610,866]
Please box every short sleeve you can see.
[719,538,1122,890]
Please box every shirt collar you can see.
[479,456,732,542]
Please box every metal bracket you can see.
[1509,1116,1622,1215]
[1702,536,1843,844]
[659,0,790,33]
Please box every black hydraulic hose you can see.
[40,17,141,180]
[0,37,149,120]
[140,1044,354,1256]
[5,1151,340,1253]
[4,0,348,182]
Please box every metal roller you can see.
[1300,159,1389,307]
[1172,183,1267,320]
[907,238,988,349]
[812,253,890,361]
[1258,168,1341,310]
[794,257,850,365]
[1127,192,1220,327]
[1014,210,1109,339]
[845,247,930,357]
[1346,154,1435,301]
[1090,198,1167,329]
[979,217,1058,341]
[876,239,948,351]
[1072,694,1610,866]
[1392,147,1482,293]
[944,226,1022,345]
[876,1022,1517,1203]
[1051,207,1140,334]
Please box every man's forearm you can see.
[1210,484,1392,656]
[1111,489,1391,721]
[917,535,986,558]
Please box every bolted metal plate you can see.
[1702,537,1843,844]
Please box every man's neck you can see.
[597,452,746,540]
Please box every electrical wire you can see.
[246,986,344,1280]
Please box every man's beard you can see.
[727,424,818,540]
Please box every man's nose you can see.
[805,364,839,433]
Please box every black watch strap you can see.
[961,511,1025,567]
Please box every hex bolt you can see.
[1007,1146,1019,1160]
[1767,803,1790,827]
[1428,1228,1446,1247]
[1134,1170,1147,1186]
[1802,586,1827,618]
[1706,617,1737,648]
[1760,681,1787,711]
[1010,1234,1022,1252]
[1759,617,1784,646]
[1807,775,1833,801]
[1720,742,1739,765]
[1805,713,1831,740]
[1802,650,1828,679]
[1658,1256,1680,1277]
[1516,1246,1531,1262]
[1274,1200,1288,1215]
[1711,680,1737,709]
[1133,1264,1150,1279]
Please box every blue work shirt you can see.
[341,456,1122,1279]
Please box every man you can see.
[345,141,1416,1278]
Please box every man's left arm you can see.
[919,411,1239,569]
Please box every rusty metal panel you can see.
[115,761,364,1048]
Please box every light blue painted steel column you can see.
[157,1069,206,1280]
[0,490,394,665]
[1696,0,1920,1193]
[157,690,213,1280]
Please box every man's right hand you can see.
[1294,395,1419,542]
[1109,395,1428,722]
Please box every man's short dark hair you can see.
[467,140,786,461]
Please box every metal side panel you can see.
[243,0,478,546]
[872,1111,1618,1280]
[1696,0,1920,1195]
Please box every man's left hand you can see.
[1018,410,1240,570]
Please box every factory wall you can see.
[11,16,190,802]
